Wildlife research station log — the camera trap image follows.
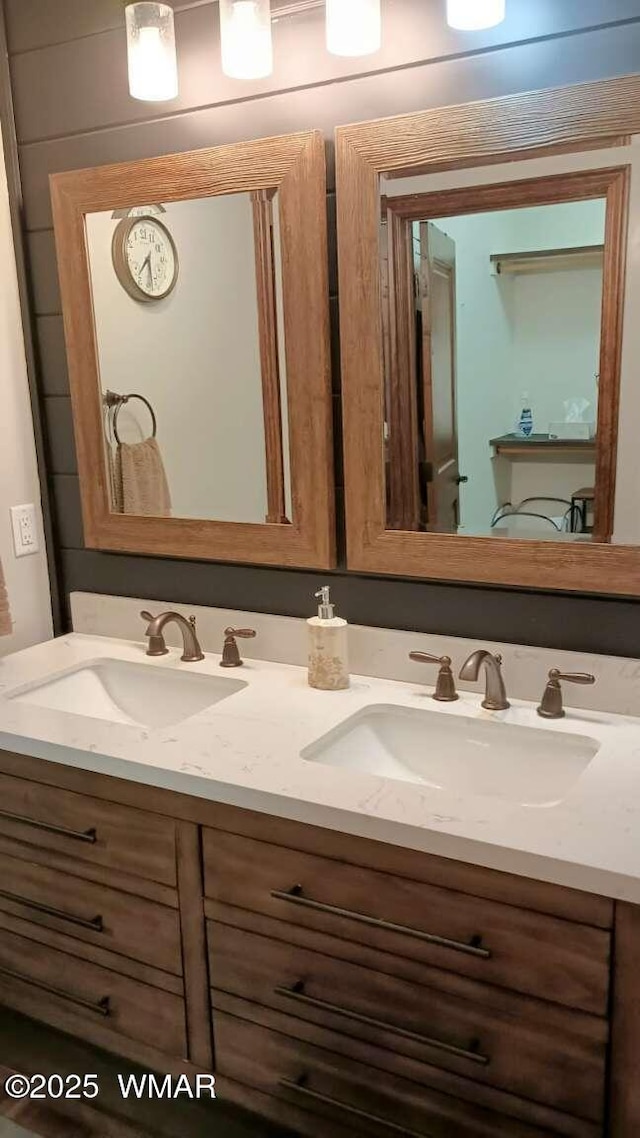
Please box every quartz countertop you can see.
[1,633,639,903]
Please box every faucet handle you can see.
[537,668,596,719]
[140,610,169,657]
[409,651,459,702]
[549,669,596,685]
[221,627,257,668]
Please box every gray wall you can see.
[4,0,640,654]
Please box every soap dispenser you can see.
[308,586,350,691]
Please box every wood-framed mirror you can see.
[51,131,335,569]
[336,76,640,595]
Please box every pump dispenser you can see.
[307,586,350,690]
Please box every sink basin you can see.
[302,704,600,807]
[7,658,246,729]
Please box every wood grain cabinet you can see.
[0,756,208,1075]
[0,749,637,1137]
[203,823,613,1137]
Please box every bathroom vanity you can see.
[0,631,638,1138]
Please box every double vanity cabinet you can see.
[0,743,636,1138]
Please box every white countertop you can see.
[1,632,640,903]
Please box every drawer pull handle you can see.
[280,1076,433,1137]
[271,886,491,960]
[0,809,97,845]
[0,965,110,1017]
[275,982,489,1066]
[0,888,103,933]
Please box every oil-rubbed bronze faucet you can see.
[537,668,595,719]
[459,650,510,711]
[140,611,204,662]
[409,651,459,701]
[220,627,257,668]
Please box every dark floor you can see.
[0,1123,34,1138]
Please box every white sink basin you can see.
[302,704,600,807]
[7,658,246,729]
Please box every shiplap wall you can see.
[5,0,640,653]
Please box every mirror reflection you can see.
[86,191,292,525]
[381,193,606,540]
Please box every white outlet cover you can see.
[10,504,39,558]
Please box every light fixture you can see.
[446,0,506,31]
[125,3,179,101]
[326,0,381,57]
[219,0,273,79]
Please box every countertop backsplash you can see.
[71,591,640,717]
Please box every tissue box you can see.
[548,422,596,440]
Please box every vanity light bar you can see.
[126,0,507,98]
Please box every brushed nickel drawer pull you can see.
[279,1076,433,1136]
[0,888,103,933]
[0,809,97,844]
[275,982,489,1066]
[0,965,110,1016]
[271,885,491,960]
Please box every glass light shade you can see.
[219,0,273,80]
[125,3,178,101]
[326,0,381,57]
[446,0,506,30]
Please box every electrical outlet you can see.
[10,504,39,558]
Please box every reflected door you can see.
[419,222,460,531]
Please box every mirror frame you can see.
[336,76,640,595]
[51,131,335,568]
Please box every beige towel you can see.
[106,443,121,513]
[0,558,13,638]
[113,437,172,517]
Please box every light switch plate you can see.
[10,504,39,558]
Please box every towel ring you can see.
[105,391,157,444]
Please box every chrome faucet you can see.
[141,611,205,663]
[459,650,510,711]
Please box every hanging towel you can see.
[0,558,13,638]
[114,437,172,517]
[106,443,122,514]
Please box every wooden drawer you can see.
[0,850,182,976]
[209,922,606,1123]
[215,1010,575,1138]
[0,925,186,1057]
[202,830,611,1014]
[0,771,176,886]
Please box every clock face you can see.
[112,216,178,302]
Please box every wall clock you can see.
[111,214,179,302]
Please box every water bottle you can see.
[517,393,533,438]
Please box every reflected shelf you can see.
[490,245,604,276]
[490,433,597,458]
